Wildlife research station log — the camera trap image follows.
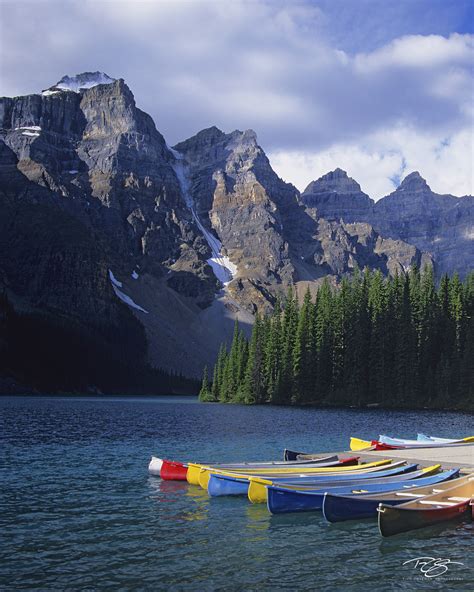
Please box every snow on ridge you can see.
[45,72,116,94]
[170,147,238,286]
[132,271,139,280]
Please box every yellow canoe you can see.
[247,464,441,504]
[188,459,393,489]
[350,437,374,451]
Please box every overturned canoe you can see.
[268,466,449,515]
[189,458,392,487]
[322,469,461,522]
[247,462,427,503]
[378,475,474,537]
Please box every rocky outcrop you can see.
[372,172,474,277]
[301,168,374,222]
[301,168,472,278]
[0,75,217,308]
[174,127,316,309]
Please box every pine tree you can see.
[198,366,213,401]
[204,268,473,410]
[292,288,313,403]
[277,286,299,403]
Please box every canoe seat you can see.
[418,500,456,506]
[447,497,469,502]
[395,492,425,497]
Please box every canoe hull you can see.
[323,494,404,522]
[148,456,163,476]
[208,474,250,497]
[249,463,423,504]
[161,460,188,481]
[264,466,447,511]
[378,501,471,537]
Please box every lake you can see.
[1,396,472,591]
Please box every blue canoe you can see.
[208,462,420,497]
[266,469,455,514]
[321,469,460,522]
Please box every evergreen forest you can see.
[199,268,474,410]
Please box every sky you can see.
[1,0,473,199]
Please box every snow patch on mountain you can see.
[44,72,116,95]
[169,146,238,286]
[109,269,148,313]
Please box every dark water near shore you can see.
[1,396,473,591]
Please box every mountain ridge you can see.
[1,73,472,381]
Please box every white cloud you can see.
[269,126,474,199]
[0,0,472,198]
[355,33,473,72]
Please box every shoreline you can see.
[1,392,472,413]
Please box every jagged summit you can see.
[396,171,430,193]
[303,168,363,195]
[43,72,116,95]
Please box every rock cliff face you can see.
[301,168,374,222]
[372,172,474,277]
[1,73,472,380]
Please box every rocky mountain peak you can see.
[397,171,430,193]
[303,168,363,195]
[43,72,116,95]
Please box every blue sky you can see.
[1,0,473,198]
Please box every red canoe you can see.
[161,460,188,481]
[159,455,360,481]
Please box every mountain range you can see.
[1,72,473,384]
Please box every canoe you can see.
[247,462,430,503]
[378,475,474,536]
[283,449,341,461]
[207,460,415,498]
[417,434,474,443]
[268,467,453,515]
[321,469,461,522]
[198,458,391,490]
[188,458,392,487]
[351,436,474,450]
[284,449,306,461]
[148,456,163,476]
[379,435,474,448]
[157,453,339,480]
[205,457,360,496]
[349,437,393,451]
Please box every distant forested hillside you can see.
[0,293,198,395]
[200,268,474,410]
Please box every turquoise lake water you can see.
[1,396,473,591]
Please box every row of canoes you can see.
[148,450,473,536]
[350,433,474,451]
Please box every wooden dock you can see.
[355,442,474,473]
